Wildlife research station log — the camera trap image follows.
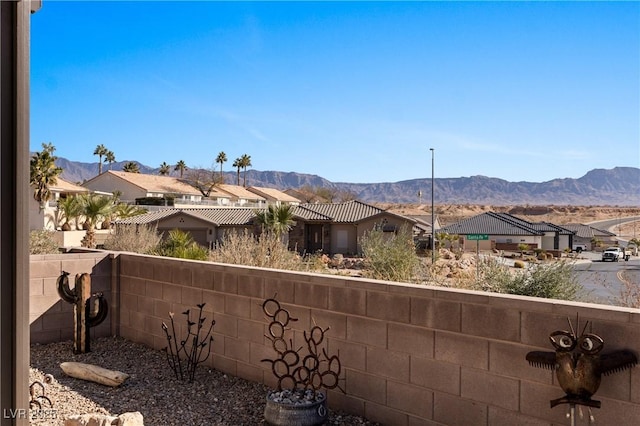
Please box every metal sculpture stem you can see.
[161,303,214,383]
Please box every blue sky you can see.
[31,1,639,184]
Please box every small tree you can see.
[78,194,115,248]
[57,195,83,230]
[254,204,295,238]
[517,243,530,257]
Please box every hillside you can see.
[55,157,639,206]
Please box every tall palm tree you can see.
[105,150,116,170]
[240,154,252,187]
[215,151,227,183]
[123,162,140,173]
[233,157,242,186]
[159,162,171,176]
[30,142,63,208]
[93,144,108,175]
[174,160,187,178]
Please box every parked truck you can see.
[571,243,588,253]
[602,246,631,262]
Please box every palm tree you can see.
[215,151,227,183]
[105,150,116,170]
[233,157,242,186]
[123,162,140,173]
[159,162,171,176]
[78,194,115,248]
[30,142,63,208]
[174,160,187,178]
[240,154,252,187]
[57,195,83,230]
[93,144,108,175]
[254,204,295,238]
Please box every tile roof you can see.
[87,171,203,196]
[293,200,408,223]
[116,208,258,226]
[217,184,266,201]
[50,178,89,194]
[442,212,545,236]
[563,223,616,238]
[247,186,300,203]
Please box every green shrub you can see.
[360,224,422,283]
[103,223,161,254]
[154,229,209,260]
[502,260,582,301]
[29,230,59,254]
[514,260,525,268]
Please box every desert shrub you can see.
[103,223,161,254]
[29,230,59,254]
[153,229,209,260]
[500,260,583,301]
[360,224,422,283]
[210,230,310,271]
[513,260,525,268]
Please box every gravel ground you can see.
[29,337,380,426]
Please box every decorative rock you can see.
[64,413,118,426]
[64,412,144,426]
[117,412,144,426]
[60,362,129,387]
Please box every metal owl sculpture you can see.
[526,316,637,409]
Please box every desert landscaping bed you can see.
[29,337,379,426]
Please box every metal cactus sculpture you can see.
[526,315,637,423]
[57,271,108,354]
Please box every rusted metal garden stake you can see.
[57,271,108,354]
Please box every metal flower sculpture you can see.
[526,316,637,410]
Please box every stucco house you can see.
[115,207,258,248]
[288,200,418,255]
[83,170,231,207]
[562,223,618,250]
[246,186,300,206]
[441,212,574,252]
[29,177,89,231]
[217,184,266,208]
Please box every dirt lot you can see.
[382,204,640,238]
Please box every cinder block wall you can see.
[30,252,113,344]
[115,253,640,426]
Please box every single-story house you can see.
[441,212,574,252]
[289,200,418,255]
[115,207,258,248]
[562,223,618,250]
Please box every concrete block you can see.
[411,297,461,332]
[153,299,171,319]
[264,278,295,303]
[489,341,552,384]
[325,391,365,418]
[136,295,154,316]
[214,271,238,294]
[145,281,163,299]
[171,264,193,287]
[368,291,411,323]
[433,392,487,426]
[202,290,224,313]
[328,286,366,316]
[328,338,366,371]
[310,309,347,340]
[213,313,238,338]
[295,281,328,309]
[435,331,488,369]
[212,354,237,376]
[224,336,250,363]
[347,316,387,348]
[30,278,44,296]
[237,273,264,298]
[488,406,551,426]
[181,286,203,307]
[364,401,409,426]
[192,267,215,290]
[461,304,520,342]
[460,367,520,411]
[389,323,434,358]
[367,347,410,382]
[410,356,460,395]
[162,283,182,303]
[237,318,266,344]
[346,369,387,405]
[387,381,434,419]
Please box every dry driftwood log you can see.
[60,362,129,387]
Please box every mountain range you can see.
[54,157,639,206]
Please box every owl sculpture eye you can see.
[550,330,576,351]
[578,333,604,355]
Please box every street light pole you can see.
[430,148,435,264]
